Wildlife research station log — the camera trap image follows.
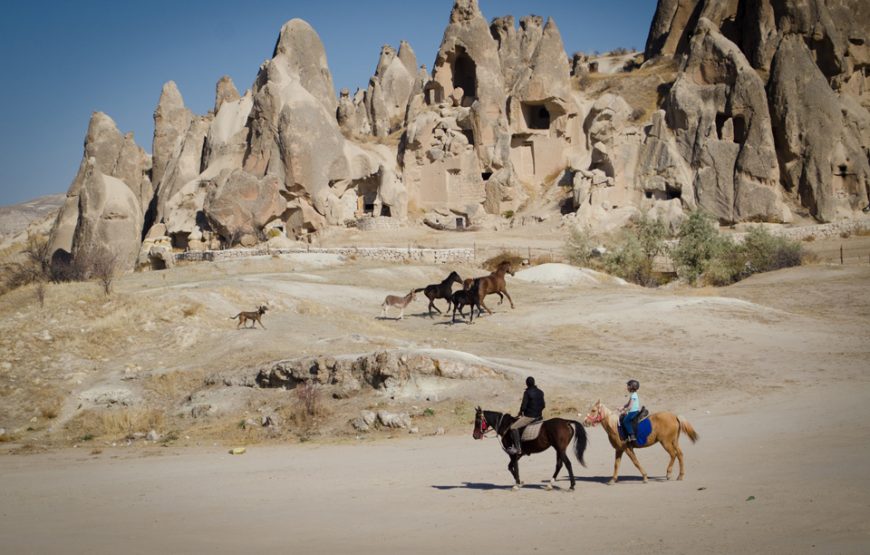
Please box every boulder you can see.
[203,169,286,245]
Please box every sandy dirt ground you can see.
[1,382,868,554]
[1,224,869,553]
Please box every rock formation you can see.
[46,0,870,275]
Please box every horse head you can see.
[462,278,474,291]
[408,289,417,301]
[472,406,484,439]
[447,271,462,285]
[583,399,605,427]
[497,260,515,276]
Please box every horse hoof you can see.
[677,476,684,481]
[512,485,520,491]
[545,484,553,491]
[607,480,616,486]
[642,477,649,483]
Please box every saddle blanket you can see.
[521,421,543,441]
[619,417,652,446]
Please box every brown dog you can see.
[230,305,268,329]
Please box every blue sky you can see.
[0,1,656,207]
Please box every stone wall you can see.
[175,246,474,264]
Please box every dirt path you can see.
[2,381,868,554]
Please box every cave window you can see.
[151,257,167,271]
[481,172,492,181]
[522,102,551,130]
[455,217,465,229]
[452,47,477,103]
[380,205,391,217]
[732,114,747,144]
[715,113,728,140]
[838,164,848,176]
[462,129,475,146]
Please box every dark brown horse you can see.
[415,271,462,316]
[451,278,482,324]
[473,407,587,491]
[476,261,515,315]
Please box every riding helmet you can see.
[526,376,536,387]
[627,379,640,391]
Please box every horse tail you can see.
[677,416,699,443]
[413,287,426,294]
[570,421,588,467]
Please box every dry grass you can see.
[65,407,167,440]
[142,369,207,402]
[576,59,679,123]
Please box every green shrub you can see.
[671,211,728,284]
[602,214,668,287]
[564,227,593,267]
[741,226,803,274]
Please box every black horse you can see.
[472,407,587,490]
[451,278,482,324]
[415,271,462,316]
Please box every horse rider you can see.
[507,376,545,454]
[620,379,641,444]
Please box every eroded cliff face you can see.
[645,0,870,222]
[47,0,870,274]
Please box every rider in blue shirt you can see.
[620,379,641,444]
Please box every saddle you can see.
[618,407,649,438]
[520,418,544,441]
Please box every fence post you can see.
[840,245,844,264]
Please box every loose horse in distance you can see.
[473,407,587,491]
[476,261,515,315]
[381,289,417,320]
[415,271,462,316]
[583,400,698,484]
[230,305,268,329]
[451,278,482,324]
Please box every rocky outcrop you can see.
[768,35,870,220]
[665,19,786,223]
[47,112,150,271]
[366,41,419,137]
[202,169,286,247]
[644,0,700,60]
[69,159,144,272]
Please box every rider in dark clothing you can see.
[507,376,545,454]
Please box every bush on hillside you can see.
[602,213,668,287]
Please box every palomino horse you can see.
[583,400,698,484]
[415,271,462,316]
[476,261,515,315]
[473,407,587,491]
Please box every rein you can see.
[479,411,506,438]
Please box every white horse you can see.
[381,289,417,320]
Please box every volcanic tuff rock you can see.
[666,18,786,224]
[45,0,870,276]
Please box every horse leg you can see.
[662,440,678,480]
[547,450,564,491]
[624,447,649,483]
[496,291,504,305]
[480,296,494,315]
[508,456,522,490]
[675,442,686,481]
[502,289,515,309]
[610,449,624,485]
[398,307,404,320]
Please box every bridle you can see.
[585,407,605,426]
[477,411,504,438]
